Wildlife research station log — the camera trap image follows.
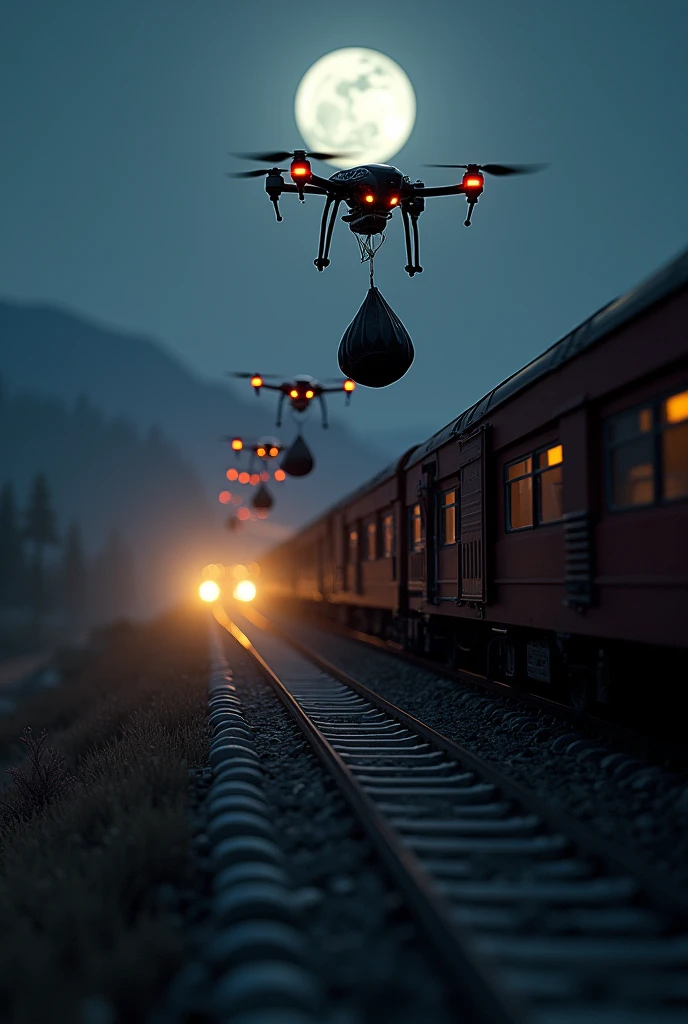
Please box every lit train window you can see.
[536,445,564,524]
[441,490,457,544]
[349,529,358,561]
[366,521,377,561]
[505,447,564,531]
[409,504,423,552]
[606,388,688,509]
[382,513,394,558]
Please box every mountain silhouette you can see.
[0,300,390,536]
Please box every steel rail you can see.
[218,602,688,1024]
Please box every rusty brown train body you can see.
[262,249,688,711]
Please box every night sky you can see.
[2,0,688,450]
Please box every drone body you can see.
[228,371,356,428]
[231,149,545,277]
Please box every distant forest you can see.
[0,379,216,653]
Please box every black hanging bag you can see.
[281,435,315,477]
[252,484,274,509]
[338,286,414,388]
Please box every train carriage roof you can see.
[270,245,688,548]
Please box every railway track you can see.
[267,607,688,771]
[215,601,688,1024]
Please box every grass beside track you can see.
[0,606,210,1024]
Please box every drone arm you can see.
[413,184,466,198]
[256,383,283,392]
[275,392,285,427]
[319,394,329,429]
[277,182,331,196]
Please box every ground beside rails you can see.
[216,602,688,1024]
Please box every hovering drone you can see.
[228,371,356,429]
[230,149,545,277]
[222,435,283,470]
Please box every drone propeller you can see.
[425,162,547,177]
[233,149,357,163]
[227,371,286,380]
[227,168,290,179]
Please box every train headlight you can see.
[199,580,221,603]
[234,580,257,602]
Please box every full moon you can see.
[295,48,416,168]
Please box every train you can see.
[261,248,688,716]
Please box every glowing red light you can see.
[364,194,374,204]
[290,389,299,399]
[290,160,312,182]
[463,175,484,189]
[269,446,279,457]
[343,380,356,392]
[305,389,314,399]
[274,469,286,482]
[237,507,250,521]
[260,471,269,481]
[249,473,260,486]
[250,375,263,388]
[238,471,250,485]
[231,438,243,451]
[219,490,231,504]
[389,196,399,206]
[227,468,238,481]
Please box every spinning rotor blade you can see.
[227,168,289,178]
[227,372,286,380]
[233,149,358,163]
[425,162,546,176]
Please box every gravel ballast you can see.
[212,622,455,1024]
[263,610,688,891]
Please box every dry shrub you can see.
[0,606,210,1024]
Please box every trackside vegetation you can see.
[0,607,210,1024]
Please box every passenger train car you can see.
[262,249,688,713]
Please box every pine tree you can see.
[62,521,87,629]
[0,483,25,606]
[24,474,59,628]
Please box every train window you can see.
[366,521,377,561]
[409,504,423,552]
[382,513,394,558]
[348,529,358,562]
[536,445,564,523]
[441,489,457,545]
[663,389,688,501]
[506,457,533,530]
[506,448,564,530]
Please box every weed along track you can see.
[214,603,688,1024]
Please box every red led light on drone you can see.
[231,438,243,451]
[250,375,263,388]
[389,196,399,206]
[305,389,314,399]
[290,160,312,182]
[463,174,484,190]
[364,194,374,204]
[343,380,356,392]
[269,446,279,457]
[290,389,299,398]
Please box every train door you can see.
[458,426,488,604]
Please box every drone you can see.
[230,149,545,277]
[222,435,284,470]
[228,371,356,429]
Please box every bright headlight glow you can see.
[234,580,257,602]
[199,580,221,603]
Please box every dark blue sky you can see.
[2,0,687,449]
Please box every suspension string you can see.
[370,253,375,288]
[355,232,386,288]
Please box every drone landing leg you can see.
[319,394,329,429]
[321,198,341,268]
[401,207,416,277]
[275,393,285,427]
[410,213,423,275]
[314,197,334,270]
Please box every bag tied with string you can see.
[338,287,415,388]
[281,435,315,477]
